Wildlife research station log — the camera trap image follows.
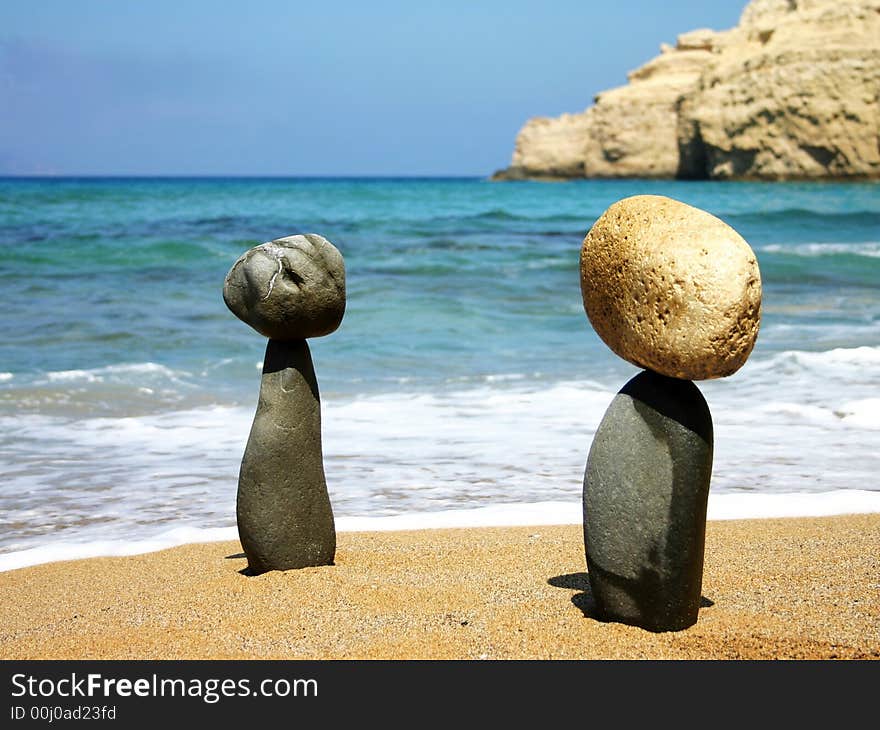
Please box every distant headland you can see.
[492,0,880,182]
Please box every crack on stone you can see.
[262,253,284,301]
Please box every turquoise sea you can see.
[1,177,879,563]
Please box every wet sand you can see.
[1,514,878,659]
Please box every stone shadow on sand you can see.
[548,572,600,619]
[223,552,257,576]
[548,572,714,620]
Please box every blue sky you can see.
[0,1,744,176]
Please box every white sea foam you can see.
[43,362,189,383]
[1,490,878,573]
[0,373,12,382]
[760,242,880,258]
[342,490,880,528]
[835,398,880,428]
[45,369,102,383]
[0,526,239,573]
[746,345,880,375]
[1,344,878,568]
[705,490,880,520]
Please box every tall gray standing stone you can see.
[237,338,335,572]
[583,370,713,632]
[223,234,345,574]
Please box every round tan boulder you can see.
[580,195,761,380]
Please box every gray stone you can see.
[237,339,336,573]
[583,370,713,632]
[223,234,345,341]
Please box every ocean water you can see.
[1,177,878,567]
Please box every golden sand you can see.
[1,514,878,659]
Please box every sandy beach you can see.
[1,513,877,660]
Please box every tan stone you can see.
[494,0,880,181]
[680,0,880,180]
[580,195,762,380]
[582,48,713,178]
[492,111,594,180]
[676,28,721,52]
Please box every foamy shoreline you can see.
[2,489,878,574]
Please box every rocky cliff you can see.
[493,0,880,181]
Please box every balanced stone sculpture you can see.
[223,234,345,574]
[580,195,761,631]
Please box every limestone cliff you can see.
[493,0,880,181]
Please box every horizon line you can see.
[0,173,491,181]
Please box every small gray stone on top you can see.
[223,233,346,340]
